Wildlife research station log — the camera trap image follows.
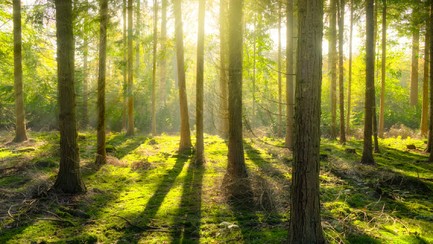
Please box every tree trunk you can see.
[174,0,192,152]
[13,0,28,142]
[224,0,248,192]
[122,0,127,131]
[329,0,337,140]
[346,0,353,136]
[410,27,420,106]
[338,0,346,143]
[195,0,205,165]
[95,0,108,165]
[361,0,376,165]
[159,0,167,107]
[126,0,134,136]
[288,0,325,242]
[277,1,282,138]
[219,0,229,139]
[152,0,158,135]
[428,1,433,160]
[421,17,430,137]
[285,0,294,149]
[53,0,86,193]
[82,34,89,130]
[379,0,386,138]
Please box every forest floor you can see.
[0,131,433,243]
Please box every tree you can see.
[277,0,283,137]
[428,0,433,161]
[360,0,376,165]
[174,0,192,152]
[152,0,158,135]
[285,0,294,149]
[13,0,28,142]
[219,0,229,139]
[53,0,86,193]
[288,0,325,241]
[329,0,338,139]
[126,0,134,136]
[410,10,420,106]
[346,0,354,135]
[338,0,346,143]
[122,0,127,131]
[195,0,205,164]
[421,15,430,137]
[95,0,108,165]
[159,0,168,106]
[224,0,248,195]
[379,0,386,137]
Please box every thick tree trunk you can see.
[13,0,28,142]
[152,0,158,135]
[195,0,205,165]
[288,0,325,242]
[174,0,192,152]
[428,2,433,160]
[126,0,134,136]
[53,0,86,193]
[361,0,376,165]
[338,0,346,143]
[277,1,282,138]
[285,0,294,149]
[410,27,420,106]
[346,0,353,136]
[95,0,108,165]
[329,0,337,140]
[219,0,229,139]
[225,0,248,193]
[421,17,430,137]
[379,0,386,137]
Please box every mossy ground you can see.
[0,131,432,243]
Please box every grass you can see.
[0,131,433,243]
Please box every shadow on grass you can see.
[107,133,147,159]
[170,162,205,243]
[116,154,189,242]
[244,142,287,181]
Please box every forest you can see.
[1,0,433,242]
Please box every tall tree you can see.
[225,0,248,192]
[122,0,127,131]
[219,0,229,138]
[174,0,192,152]
[53,0,86,193]
[81,1,89,130]
[289,0,325,241]
[410,21,420,106]
[338,0,346,143]
[329,0,337,139]
[126,0,134,136]
[379,0,386,137]
[285,0,294,149]
[346,0,353,135]
[429,0,433,160]
[195,0,205,164]
[361,0,376,165]
[277,0,283,137]
[152,0,158,135]
[421,16,430,137]
[13,0,28,142]
[159,0,168,106]
[95,0,108,165]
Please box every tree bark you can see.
[277,1,282,138]
[421,17,430,137]
[285,0,294,149]
[95,0,108,165]
[159,0,168,107]
[122,0,127,131]
[338,0,346,143]
[13,0,28,142]
[53,0,86,193]
[428,1,433,160]
[288,0,325,242]
[329,0,337,140]
[152,0,158,135]
[379,0,386,138]
[195,0,205,165]
[410,27,420,106]
[126,0,134,136]
[361,0,376,165]
[174,0,192,152]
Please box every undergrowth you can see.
[0,131,432,243]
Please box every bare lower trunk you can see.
[152,0,158,135]
[338,0,346,144]
[329,0,337,140]
[421,17,430,137]
[277,1,282,138]
[285,0,294,149]
[195,0,205,164]
[410,28,420,106]
[379,0,386,137]
[219,0,228,138]
[126,0,134,136]
[346,0,353,136]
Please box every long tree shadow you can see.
[170,162,205,243]
[244,142,288,181]
[116,154,189,242]
[107,133,147,159]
